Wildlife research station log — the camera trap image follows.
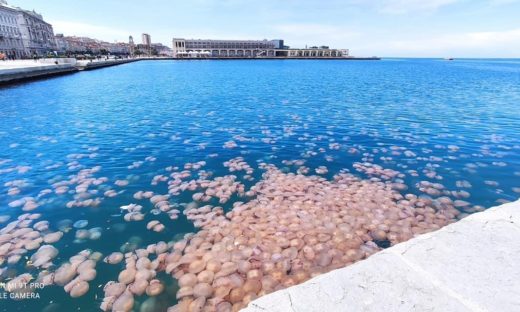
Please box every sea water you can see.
[0,59,519,311]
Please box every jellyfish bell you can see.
[188,259,207,274]
[69,280,89,298]
[54,264,76,286]
[78,268,97,281]
[176,286,194,299]
[193,282,213,298]
[118,268,137,284]
[129,279,148,296]
[104,281,126,297]
[88,227,102,240]
[197,270,214,284]
[112,290,134,312]
[104,252,124,264]
[43,231,63,244]
[73,220,88,229]
[178,273,198,288]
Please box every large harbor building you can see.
[171,37,349,58]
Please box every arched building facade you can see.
[172,38,349,59]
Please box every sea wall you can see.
[0,62,78,84]
[76,59,138,70]
[0,58,136,85]
[243,199,520,312]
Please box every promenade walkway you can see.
[0,59,77,84]
[243,199,520,312]
[0,58,136,84]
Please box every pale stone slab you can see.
[465,200,520,225]
[390,211,520,311]
[243,199,520,312]
[246,252,471,312]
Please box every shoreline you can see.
[0,57,380,86]
[164,56,381,61]
[0,63,78,85]
[243,199,520,312]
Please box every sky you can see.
[8,0,520,57]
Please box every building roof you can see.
[0,1,51,26]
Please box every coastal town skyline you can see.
[5,0,520,58]
[0,0,357,60]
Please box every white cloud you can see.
[356,28,520,57]
[50,20,130,42]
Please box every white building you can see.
[129,35,135,56]
[151,42,172,56]
[0,0,24,58]
[171,37,349,58]
[16,8,56,56]
[53,35,130,55]
[0,0,55,58]
[141,33,151,46]
[54,33,68,52]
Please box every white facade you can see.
[172,38,186,57]
[16,9,56,56]
[54,33,68,52]
[129,36,135,56]
[0,1,55,58]
[171,37,350,58]
[286,48,349,57]
[141,33,151,46]
[0,1,24,58]
[53,35,130,55]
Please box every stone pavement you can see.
[243,200,520,312]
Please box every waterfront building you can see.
[109,42,130,55]
[151,42,172,56]
[141,33,151,55]
[54,33,68,52]
[135,43,148,56]
[16,8,56,56]
[129,36,135,56]
[171,37,349,58]
[141,33,151,46]
[54,35,130,56]
[0,0,24,58]
[0,0,25,58]
[0,0,55,58]
[133,42,171,56]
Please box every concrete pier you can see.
[243,199,520,312]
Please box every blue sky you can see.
[9,0,520,57]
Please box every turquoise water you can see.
[1,59,520,311]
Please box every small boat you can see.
[444,57,455,61]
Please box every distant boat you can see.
[444,57,455,61]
